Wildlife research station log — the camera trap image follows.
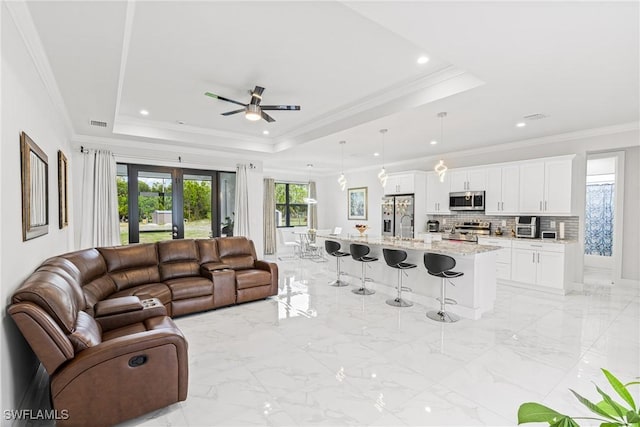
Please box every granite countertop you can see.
[318,234,501,256]
[421,232,577,245]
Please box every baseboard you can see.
[614,278,640,290]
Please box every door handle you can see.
[497,202,500,210]
[544,201,547,211]
[501,201,504,210]
[532,252,535,263]
[537,253,540,263]
[540,201,542,211]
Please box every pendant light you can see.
[434,112,448,182]
[378,129,388,187]
[337,140,347,191]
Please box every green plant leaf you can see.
[595,385,627,418]
[518,402,565,424]
[549,416,580,427]
[602,369,637,411]
[598,423,621,427]
[627,410,640,423]
[570,389,619,422]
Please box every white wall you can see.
[1,2,74,412]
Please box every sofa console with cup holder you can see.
[8,236,278,426]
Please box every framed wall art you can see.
[20,132,49,241]
[58,150,69,229]
[347,187,368,220]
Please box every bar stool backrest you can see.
[383,248,407,267]
[424,252,456,275]
[350,244,370,261]
[325,240,341,255]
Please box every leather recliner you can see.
[9,263,188,427]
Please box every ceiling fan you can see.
[204,85,300,123]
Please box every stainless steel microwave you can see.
[449,191,485,211]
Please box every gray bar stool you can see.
[325,240,350,287]
[383,248,416,307]
[350,243,378,295]
[424,252,463,323]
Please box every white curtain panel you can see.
[79,149,120,248]
[309,180,317,230]
[263,178,276,254]
[234,164,250,237]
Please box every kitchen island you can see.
[317,234,500,320]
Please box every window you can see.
[275,182,309,227]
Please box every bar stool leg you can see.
[426,277,460,323]
[352,262,375,295]
[386,269,413,307]
[329,257,348,287]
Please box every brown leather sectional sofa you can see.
[8,236,278,427]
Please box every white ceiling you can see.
[24,1,639,174]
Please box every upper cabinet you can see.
[485,165,520,215]
[450,168,486,192]
[385,173,415,195]
[426,172,451,214]
[519,157,573,215]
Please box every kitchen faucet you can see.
[399,214,412,240]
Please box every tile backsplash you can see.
[424,213,579,240]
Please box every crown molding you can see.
[6,1,74,137]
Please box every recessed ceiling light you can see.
[516,122,526,128]
[373,152,380,157]
[263,130,269,135]
[139,109,149,116]
[417,56,429,65]
[430,140,438,145]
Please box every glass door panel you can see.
[183,174,213,239]
[116,164,129,245]
[137,170,174,244]
[219,172,235,236]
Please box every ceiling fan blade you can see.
[250,86,265,105]
[261,111,276,123]
[221,108,245,116]
[260,105,301,111]
[204,92,247,107]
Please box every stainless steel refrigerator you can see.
[381,194,415,239]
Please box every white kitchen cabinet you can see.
[485,165,519,215]
[385,173,415,195]
[450,168,486,192]
[426,171,450,214]
[478,237,512,281]
[511,241,566,290]
[518,157,573,215]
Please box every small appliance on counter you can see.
[427,220,440,232]
[541,230,557,240]
[515,216,540,238]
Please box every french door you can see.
[118,164,234,244]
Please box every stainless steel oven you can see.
[449,191,485,211]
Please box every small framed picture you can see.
[347,187,368,220]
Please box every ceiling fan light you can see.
[245,104,261,121]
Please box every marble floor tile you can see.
[121,257,639,426]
